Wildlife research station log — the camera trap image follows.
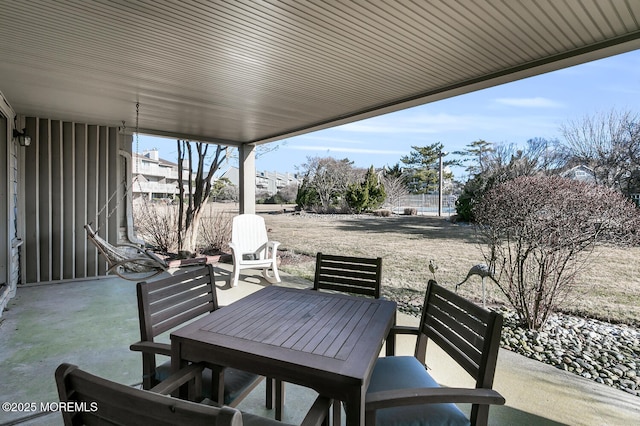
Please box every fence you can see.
[383,193,458,215]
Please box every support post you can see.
[239,144,256,214]
[438,151,444,217]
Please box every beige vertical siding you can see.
[22,117,127,283]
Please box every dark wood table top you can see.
[171,285,396,404]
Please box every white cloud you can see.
[336,113,478,134]
[299,135,364,144]
[495,97,564,108]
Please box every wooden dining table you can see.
[171,285,397,425]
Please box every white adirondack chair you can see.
[229,214,281,287]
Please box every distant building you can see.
[132,149,191,201]
[132,154,302,201]
[561,165,596,183]
[220,166,303,195]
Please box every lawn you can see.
[259,208,640,327]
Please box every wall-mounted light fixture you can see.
[13,128,31,146]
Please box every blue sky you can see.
[138,48,640,179]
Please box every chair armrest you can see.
[149,363,205,395]
[266,240,280,258]
[389,325,420,337]
[228,243,246,261]
[366,387,505,410]
[385,325,420,355]
[300,395,332,426]
[130,341,172,356]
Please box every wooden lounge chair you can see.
[229,214,281,287]
[130,265,275,409]
[313,252,383,298]
[365,280,505,426]
[55,362,332,426]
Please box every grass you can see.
[258,208,640,327]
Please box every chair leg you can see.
[214,369,225,406]
[332,400,341,426]
[232,265,240,287]
[262,264,282,284]
[266,377,273,409]
[271,262,281,283]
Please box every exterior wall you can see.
[21,116,130,283]
[0,92,18,317]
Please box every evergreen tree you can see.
[400,142,456,193]
[346,166,386,213]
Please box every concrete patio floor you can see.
[1,264,639,425]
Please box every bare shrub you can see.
[404,207,417,215]
[475,175,640,330]
[198,209,233,253]
[373,209,392,217]
[133,202,179,253]
[381,173,409,211]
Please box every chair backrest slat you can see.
[313,253,382,299]
[137,265,218,342]
[419,280,502,388]
[55,363,241,426]
[231,214,269,254]
[152,298,215,337]
[148,273,212,304]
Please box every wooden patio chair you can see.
[229,214,281,287]
[130,265,279,410]
[312,252,383,423]
[365,280,505,426]
[55,362,332,426]
[313,252,383,298]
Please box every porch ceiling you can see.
[1,1,640,147]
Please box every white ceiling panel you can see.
[0,0,639,146]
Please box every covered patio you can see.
[1,266,639,425]
[2,1,640,302]
[2,2,640,424]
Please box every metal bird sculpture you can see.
[456,263,498,307]
[428,259,438,279]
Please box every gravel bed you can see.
[388,288,640,396]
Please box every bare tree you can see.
[297,156,361,211]
[381,172,409,212]
[177,141,229,255]
[561,109,640,195]
[475,175,640,330]
[455,138,564,222]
